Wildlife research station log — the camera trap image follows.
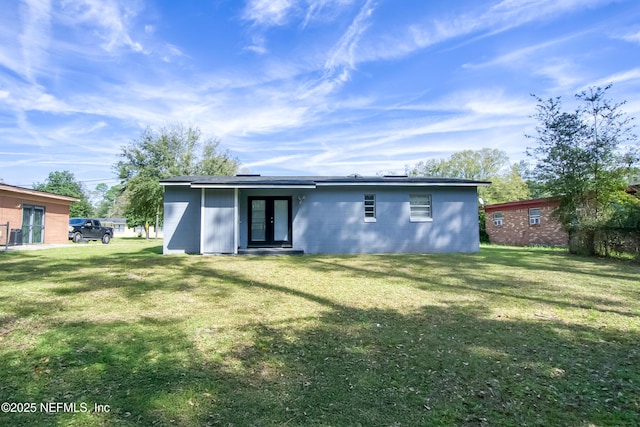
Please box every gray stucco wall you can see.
[292,186,480,254]
[202,189,235,254]
[164,185,480,255]
[163,186,201,254]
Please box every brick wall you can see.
[0,189,74,244]
[484,199,568,247]
[43,201,72,244]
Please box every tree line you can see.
[404,85,639,254]
[34,123,241,236]
[33,85,639,249]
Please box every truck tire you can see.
[73,232,83,243]
[101,234,111,244]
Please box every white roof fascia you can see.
[190,184,317,189]
[314,182,490,187]
[160,182,192,186]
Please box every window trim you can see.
[409,193,432,222]
[493,211,504,227]
[364,194,376,222]
[529,208,541,225]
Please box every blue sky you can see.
[1,0,639,191]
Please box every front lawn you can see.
[1,240,638,426]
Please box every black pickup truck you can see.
[69,218,114,244]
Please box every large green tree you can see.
[406,148,530,204]
[92,183,124,217]
[116,123,240,232]
[34,170,93,217]
[527,85,638,253]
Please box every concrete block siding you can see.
[161,175,489,255]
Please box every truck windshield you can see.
[69,218,85,226]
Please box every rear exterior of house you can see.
[0,184,79,245]
[161,175,489,255]
[483,197,568,247]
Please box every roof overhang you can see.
[160,175,491,189]
[482,197,561,210]
[0,183,80,203]
[315,181,489,187]
[191,184,317,189]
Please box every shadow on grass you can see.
[1,301,638,426]
[1,244,639,425]
[280,251,640,319]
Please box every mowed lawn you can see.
[0,240,639,426]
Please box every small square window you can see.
[493,211,503,226]
[364,194,376,221]
[410,194,432,221]
[529,208,541,225]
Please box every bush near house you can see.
[569,195,640,260]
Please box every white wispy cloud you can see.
[359,0,612,64]
[160,43,186,62]
[462,33,583,70]
[322,0,375,83]
[242,0,294,27]
[238,89,534,175]
[1,0,636,185]
[242,0,356,28]
[584,68,640,115]
[282,0,377,114]
[589,67,640,87]
[301,0,357,27]
[19,0,52,81]
[244,35,269,55]
[533,58,585,92]
[245,154,307,169]
[620,30,640,44]
[57,0,144,53]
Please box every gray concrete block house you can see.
[160,175,489,255]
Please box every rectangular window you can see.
[410,194,432,221]
[529,208,541,225]
[493,211,504,226]
[364,194,376,222]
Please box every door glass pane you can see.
[273,199,289,241]
[251,200,266,241]
[22,207,31,244]
[32,208,44,243]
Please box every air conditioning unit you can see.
[493,219,503,226]
[530,217,541,225]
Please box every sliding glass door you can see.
[21,205,45,244]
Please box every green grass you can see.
[1,239,639,426]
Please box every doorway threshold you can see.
[238,248,304,256]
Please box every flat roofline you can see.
[191,184,317,189]
[315,181,489,187]
[161,175,491,188]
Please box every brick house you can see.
[0,183,79,245]
[483,197,568,247]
